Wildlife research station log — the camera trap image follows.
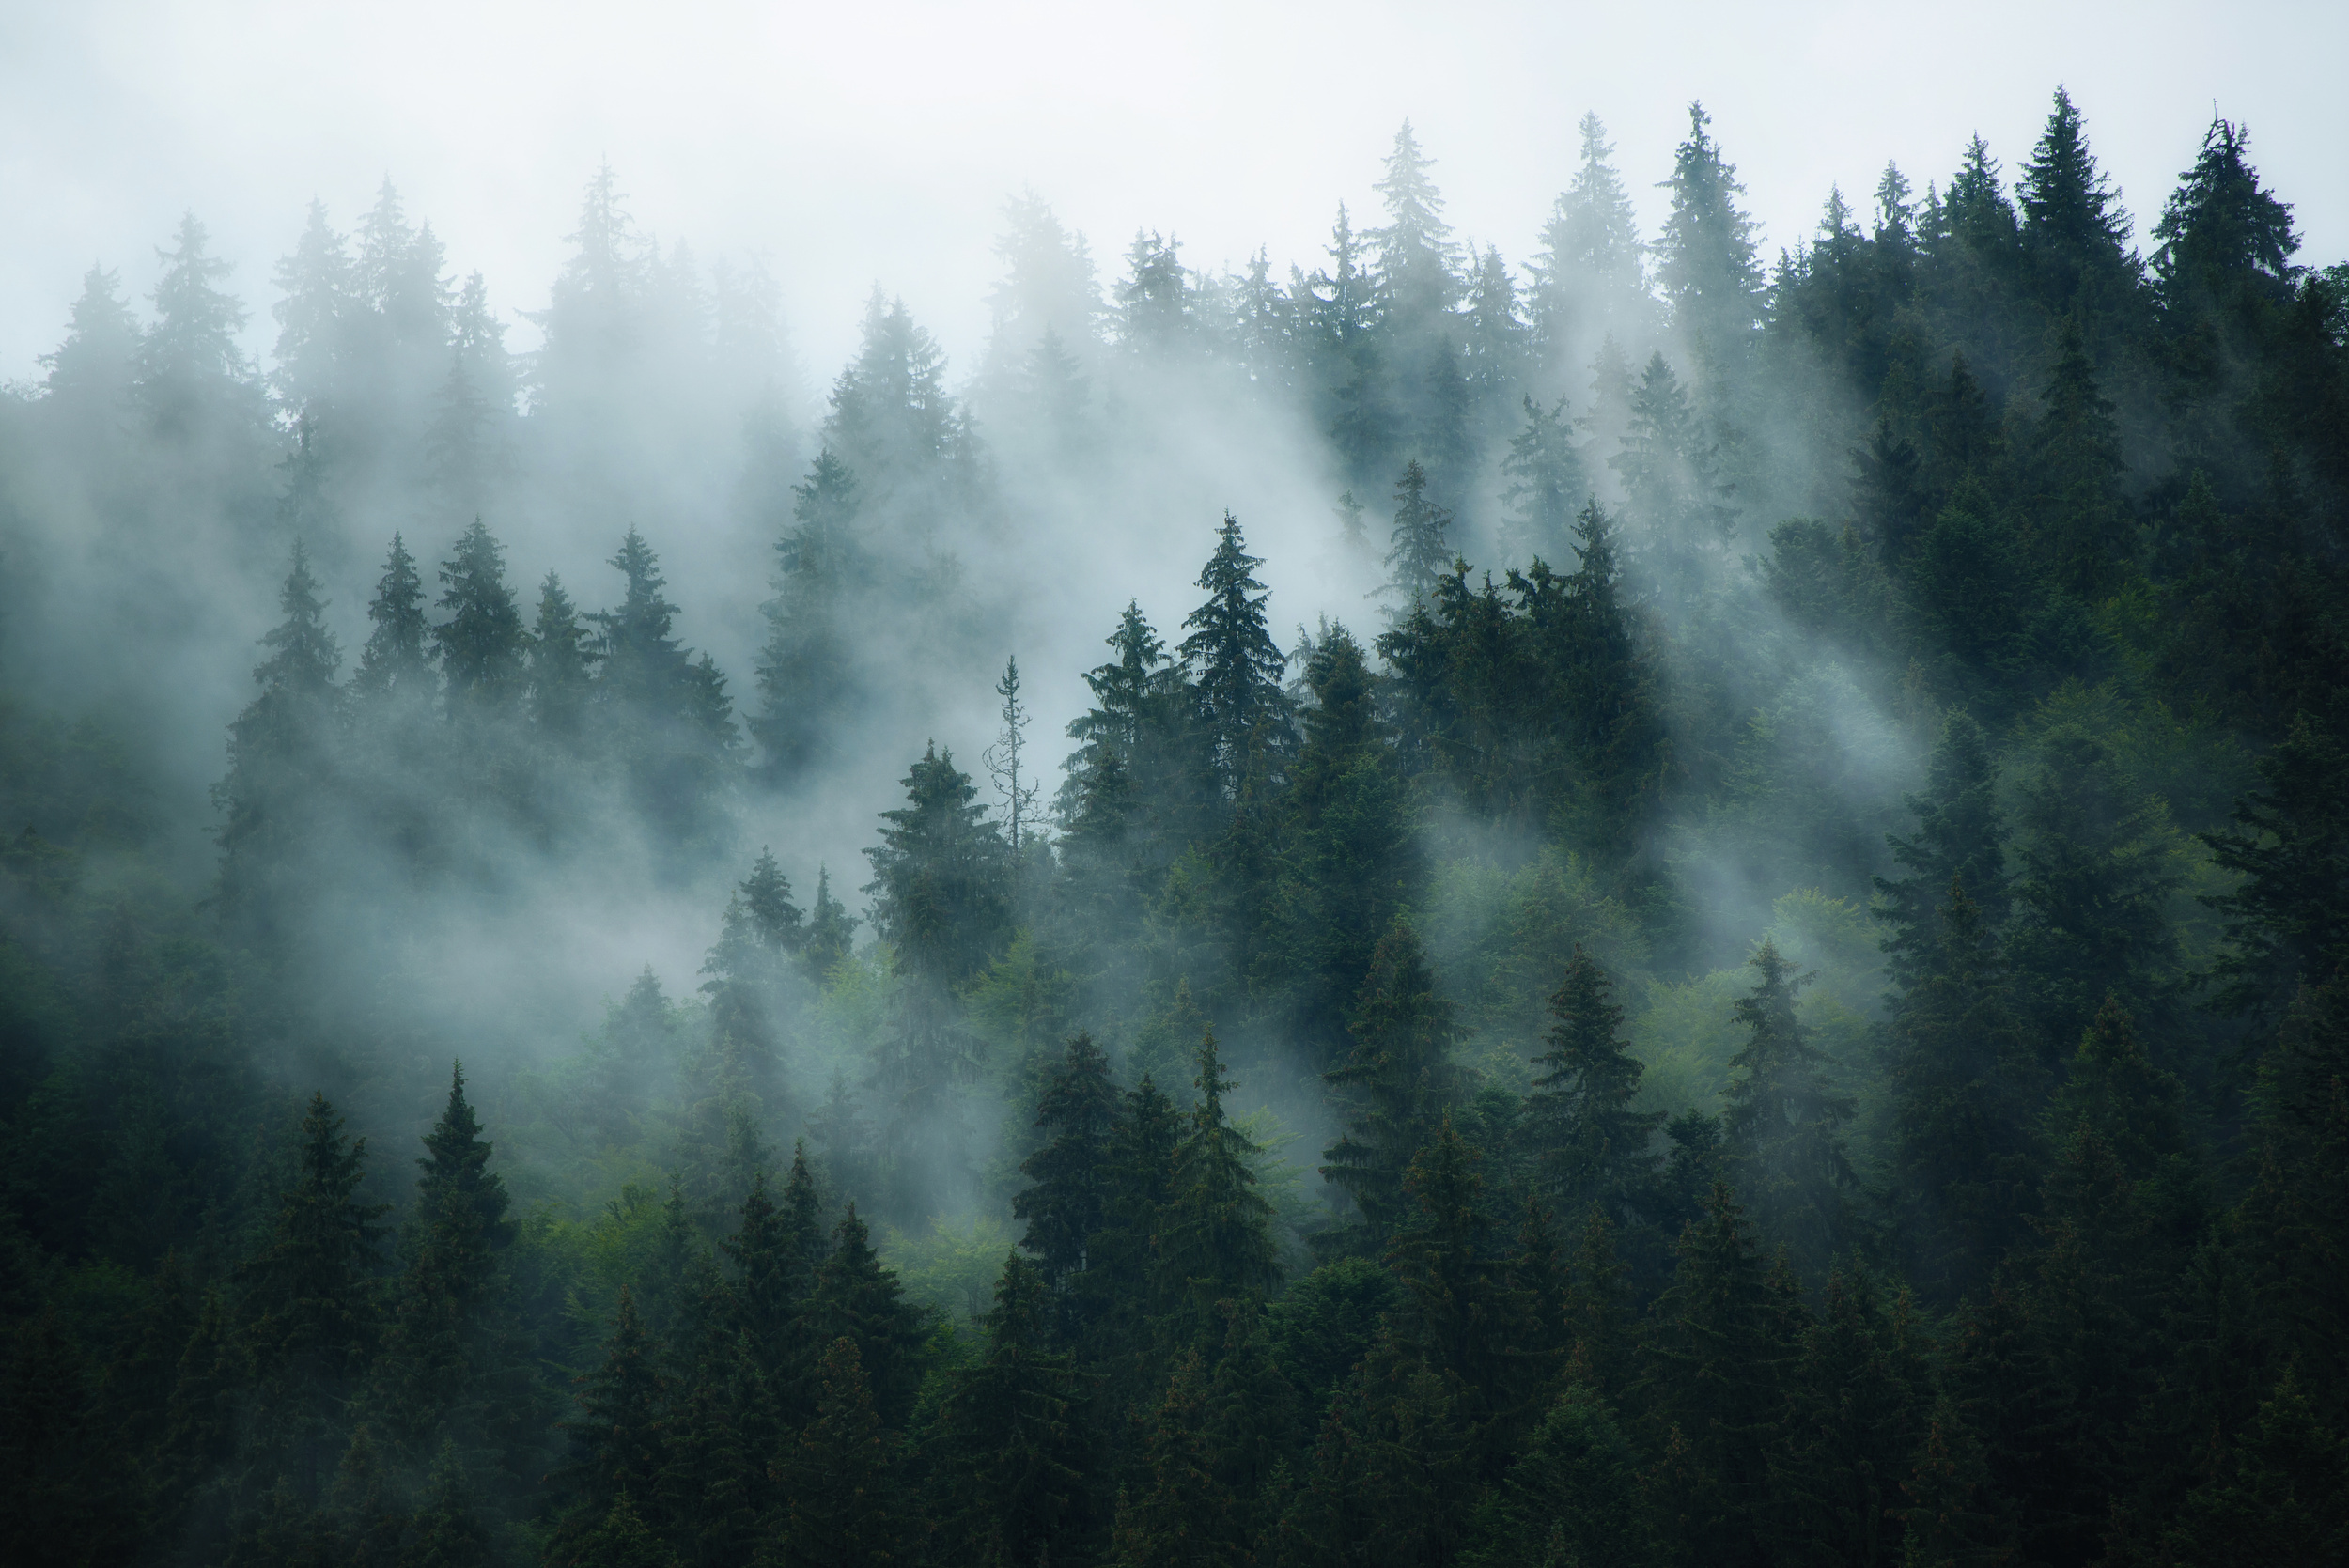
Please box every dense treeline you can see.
[4,87,2347,1568]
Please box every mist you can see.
[4,16,2346,1568]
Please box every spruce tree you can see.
[1263,625,1418,1070]
[1636,1183,1800,1568]
[1875,709,2010,990]
[2006,729,2183,1064]
[351,533,435,706]
[137,211,266,440]
[216,542,342,933]
[238,1094,387,1507]
[1156,1032,1281,1342]
[1522,947,1662,1227]
[1320,921,1459,1246]
[1382,458,1455,613]
[1882,878,2043,1303]
[928,1253,1087,1566]
[814,1206,932,1430]
[378,1063,524,1450]
[1500,395,1585,567]
[1528,113,1648,390]
[1014,1032,1120,1307]
[528,571,597,742]
[779,1338,900,1568]
[1180,513,1288,794]
[433,520,528,718]
[552,1288,671,1561]
[752,449,861,785]
[1720,939,1857,1278]
[1655,103,1764,394]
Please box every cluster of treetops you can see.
[2,86,2347,1568]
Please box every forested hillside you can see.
[3,89,2346,1568]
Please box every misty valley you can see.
[4,90,2347,1568]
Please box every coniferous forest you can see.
[3,88,2347,1568]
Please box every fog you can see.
[8,1,2343,382]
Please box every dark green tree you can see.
[1320,921,1460,1246]
[433,520,528,718]
[1522,947,1662,1227]
[1179,514,1288,795]
[1721,940,1857,1277]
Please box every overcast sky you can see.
[5,0,2341,388]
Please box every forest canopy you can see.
[3,87,2347,1568]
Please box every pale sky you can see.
[4,0,2341,386]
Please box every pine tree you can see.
[1523,947,1662,1227]
[1501,395,1585,567]
[1721,939,1857,1277]
[929,1253,1087,1566]
[1014,1032,1120,1306]
[779,1337,900,1568]
[2201,716,2349,1019]
[216,542,343,935]
[137,211,266,440]
[1180,513,1288,794]
[1636,1182,1800,1568]
[1875,710,2010,990]
[1529,113,1649,391]
[434,520,528,718]
[1321,921,1460,1246]
[528,572,597,741]
[238,1094,388,1506]
[1655,104,1764,394]
[752,448,861,786]
[1156,1031,1281,1342]
[814,1206,932,1430]
[1382,458,1455,613]
[1882,878,2043,1303]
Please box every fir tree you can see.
[1321,921,1460,1246]
[216,542,343,935]
[1721,939,1857,1277]
[780,1337,900,1568]
[1522,947,1662,1227]
[1179,513,1288,794]
[528,571,597,741]
[1156,1031,1282,1342]
[350,533,435,706]
[928,1253,1087,1566]
[1382,458,1455,613]
[1656,103,1764,392]
[434,520,527,718]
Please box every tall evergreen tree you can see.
[1180,513,1288,794]
[1320,922,1460,1246]
[1382,458,1455,613]
[1721,940,1857,1276]
[216,542,343,933]
[434,520,528,718]
[1522,947,1662,1227]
